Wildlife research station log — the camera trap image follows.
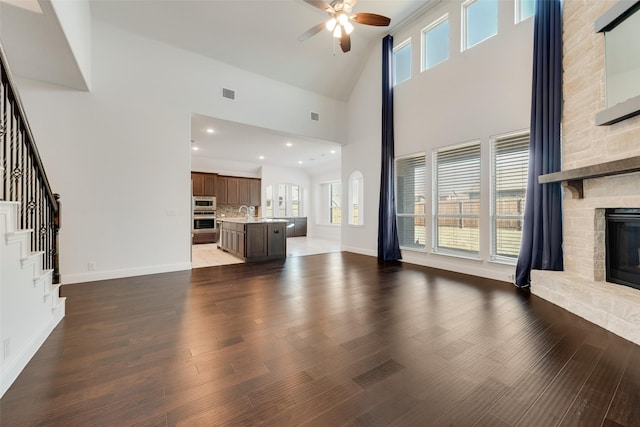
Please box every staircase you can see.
[1,201,65,396]
[1,42,63,397]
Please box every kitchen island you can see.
[218,218,288,262]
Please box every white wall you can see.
[191,157,261,178]
[344,0,534,281]
[14,20,347,284]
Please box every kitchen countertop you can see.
[218,217,288,224]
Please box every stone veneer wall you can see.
[531,0,640,345]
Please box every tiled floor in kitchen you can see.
[191,236,341,268]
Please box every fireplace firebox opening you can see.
[605,208,640,290]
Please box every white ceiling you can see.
[191,113,342,175]
[3,0,436,176]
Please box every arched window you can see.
[348,171,364,225]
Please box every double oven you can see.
[192,196,217,237]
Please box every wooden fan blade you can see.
[353,12,391,26]
[298,23,326,42]
[340,31,351,53]
[302,0,334,13]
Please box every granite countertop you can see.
[218,217,288,224]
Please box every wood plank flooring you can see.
[2,252,639,426]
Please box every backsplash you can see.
[217,204,259,219]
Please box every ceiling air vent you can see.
[222,88,235,100]
[310,112,320,121]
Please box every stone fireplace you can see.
[530,1,640,346]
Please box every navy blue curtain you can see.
[378,35,402,262]
[515,0,563,287]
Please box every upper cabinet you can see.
[216,176,228,204]
[193,173,261,206]
[191,172,217,196]
[249,179,261,206]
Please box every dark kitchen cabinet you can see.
[191,172,217,197]
[238,179,250,205]
[219,220,286,262]
[216,176,228,204]
[249,179,261,206]
[227,177,240,204]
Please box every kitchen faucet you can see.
[239,205,250,219]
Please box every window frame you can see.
[515,0,535,24]
[432,141,482,258]
[422,13,450,71]
[490,130,530,264]
[393,38,412,86]
[461,0,498,51]
[329,181,342,225]
[348,170,364,226]
[395,153,428,252]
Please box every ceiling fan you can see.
[298,0,391,53]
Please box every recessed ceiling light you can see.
[298,160,303,164]
[259,155,265,160]
[206,128,214,134]
[286,142,293,147]
[192,146,199,151]
[330,150,336,154]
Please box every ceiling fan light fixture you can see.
[344,21,354,35]
[337,12,349,26]
[325,17,337,31]
[333,25,342,38]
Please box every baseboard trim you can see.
[342,246,377,257]
[0,307,64,398]
[61,262,192,285]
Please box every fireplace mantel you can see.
[538,155,640,198]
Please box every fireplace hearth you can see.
[606,208,640,290]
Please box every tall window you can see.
[348,171,364,225]
[433,142,481,256]
[291,184,300,217]
[491,132,529,260]
[515,0,535,23]
[393,38,412,85]
[395,154,427,250]
[462,0,498,50]
[330,181,342,224]
[422,14,449,70]
[265,185,273,217]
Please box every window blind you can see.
[434,142,481,255]
[395,155,427,249]
[492,133,529,259]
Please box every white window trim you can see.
[393,37,412,86]
[348,170,364,226]
[461,0,498,52]
[515,0,534,24]
[421,13,449,72]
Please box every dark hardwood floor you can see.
[2,252,639,426]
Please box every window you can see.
[330,181,342,224]
[348,171,364,225]
[422,14,449,70]
[393,39,412,85]
[278,183,287,214]
[462,0,498,50]
[491,132,529,261]
[291,184,300,217]
[265,185,273,217]
[433,142,481,256]
[395,154,427,250]
[515,0,535,23]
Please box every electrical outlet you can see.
[508,273,515,282]
[3,338,10,360]
[88,261,97,271]
[166,209,177,216]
